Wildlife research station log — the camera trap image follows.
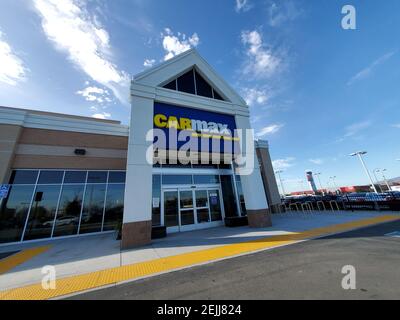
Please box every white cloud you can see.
[0,30,26,86]
[347,51,395,86]
[256,123,283,137]
[268,1,303,27]
[241,30,281,79]
[143,58,156,67]
[92,112,111,119]
[272,157,295,170]
[392,124,400,128]
[161,28,200,61]
[242,87,270,106]
[33,0,129,104]
[309,158,323,165]
[344,120,372,138]
[76,86,111,104]
[235,0,252,12]
[335,120,372,143]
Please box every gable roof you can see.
[133,49,247,106]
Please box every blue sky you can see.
[0,0,399,192]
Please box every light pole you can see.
[379,169,392,192]
[314,172,324,195]
[372,168,383,193]
[349,151,378,193]
[329,176,339,194]
[275,170,286,198]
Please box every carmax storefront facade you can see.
[0,50,280,248]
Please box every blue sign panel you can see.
[0,185,10,199]
[153,102,239,154]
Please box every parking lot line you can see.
[0,215,398,300]
[0,246,51,276]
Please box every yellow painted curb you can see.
[0,215,398,300]
[0,246,51,275]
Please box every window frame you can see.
[1,169,126,244]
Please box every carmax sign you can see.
[153,102,239,153]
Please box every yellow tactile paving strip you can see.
[0,246,51,275]
[0,215,398,300]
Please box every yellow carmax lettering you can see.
[154,114,167,128]
[167,116,180,129]
[179,117,192,130]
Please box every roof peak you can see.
[132,49,247,106]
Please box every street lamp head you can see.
[350,151,367,156]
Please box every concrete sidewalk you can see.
[0,211,398,293]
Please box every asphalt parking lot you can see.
[70,220,400,300]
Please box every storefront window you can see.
[64,171,87,184]
[9,170,38,184]
[103,184,125,231]
[162,175,193,185]
[0,170,127,243]
[53,184,84,237]
[108,171,126,183]
[0,185,35,243]
[193,175,220,184]
[79,184,106,234]
[23,185,61,240]
[37,171,64,184]
[87,171,107,183]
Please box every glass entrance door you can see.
[178,189,196,231]
[162,187,224,233]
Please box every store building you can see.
[0,49,280,247]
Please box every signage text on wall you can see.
[152,102,239,155]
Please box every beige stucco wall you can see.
[1,126,129,181]
[0,124,22,183]
[19,128,128,149]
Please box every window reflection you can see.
[53,185,84,237]
[209,190,222,221]
[0,170,129,243]
[79,184,106,234]
[37,171,63,184]
[0,185,35,243]
[162,175,192,185]
[9,170,38,184]
[103,184,125,231]
[64,171,86,184]
[23,185,61,240]
[193,175,219,184]
[87,171,107,183]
